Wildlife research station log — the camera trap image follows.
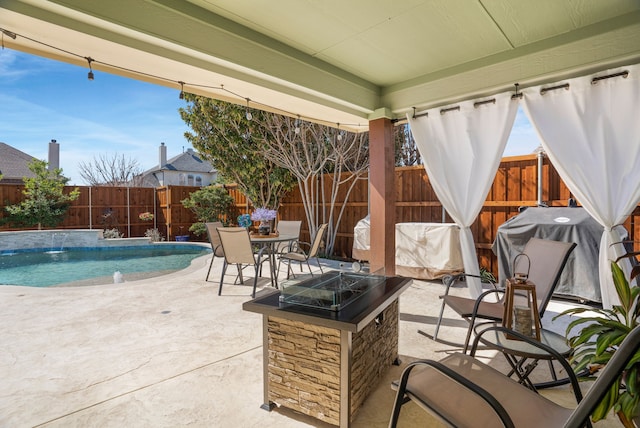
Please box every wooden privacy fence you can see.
[1,154,638,275]
[282,155,563,264]
[0,184,250,241]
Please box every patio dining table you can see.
[249,233,297,286]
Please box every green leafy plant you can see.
[179,96,296,210]
[557,255,640,426]
[181,184,235,236]
[103,228,124,239]
[144,228,164,242]
[480,267,497,284]
[3,159,79,229]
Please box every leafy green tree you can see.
[179,95,296,210]
[181,184,235,236]
[3,159,80,230]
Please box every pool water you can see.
[0,245,211,287]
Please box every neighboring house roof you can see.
[164,149,215,173]
[138,148,216,186]
[0,142,37,183]
[142,148,215,174]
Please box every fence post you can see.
[166,185,171,241]
[89,186,92,229]
[127,186,131,237]
[153,189,157,229]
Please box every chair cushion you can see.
[442,295,504,320]
[405,354,573,427]
[280,252,307,262]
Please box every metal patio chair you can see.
[273,220,302,254]
[433,238,576,352]
[216,226,274,297]
[277,223,328,279]
[205,221,225,282]
[390,324,640,427]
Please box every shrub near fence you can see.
[1,154,638,275]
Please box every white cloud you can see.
[504,106,541,156]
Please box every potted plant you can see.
[251,207,277,235]
[557,255,640,427]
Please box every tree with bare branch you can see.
[395,123,422,166]
[257,115,369,256]
[178,95,368,256]
[78,153,144,186]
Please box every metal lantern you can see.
[502,253,541,340]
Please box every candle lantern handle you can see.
[512,253,530,283]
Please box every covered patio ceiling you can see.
[2,0,640,132]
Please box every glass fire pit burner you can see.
[279,271,386,312]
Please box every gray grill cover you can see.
[492,207,606,303]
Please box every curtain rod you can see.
[409,68,630,119]
[411,107,429,119]
[440,106,460,115]
[592,70,629,84]
[540,83,570,95]
[539,70,629,94]
[474,98,496,108]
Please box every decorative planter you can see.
[258,221,271,236]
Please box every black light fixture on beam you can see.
[1,28,17,49]
[178,81,185,99]
[85,57,94,80]
[1,28,17,39]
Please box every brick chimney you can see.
[159,142,167,168]
[48,139,60,171]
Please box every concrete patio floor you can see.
[0,252,619,427]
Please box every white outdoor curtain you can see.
[408,92,518,298]
[522,64,640,308]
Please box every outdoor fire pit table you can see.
[242,271,412,427]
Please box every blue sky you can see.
[1,49,541,185]
[1,50,190,185]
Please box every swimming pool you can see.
[0,244,211,287]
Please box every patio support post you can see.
[368,112,395,276]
